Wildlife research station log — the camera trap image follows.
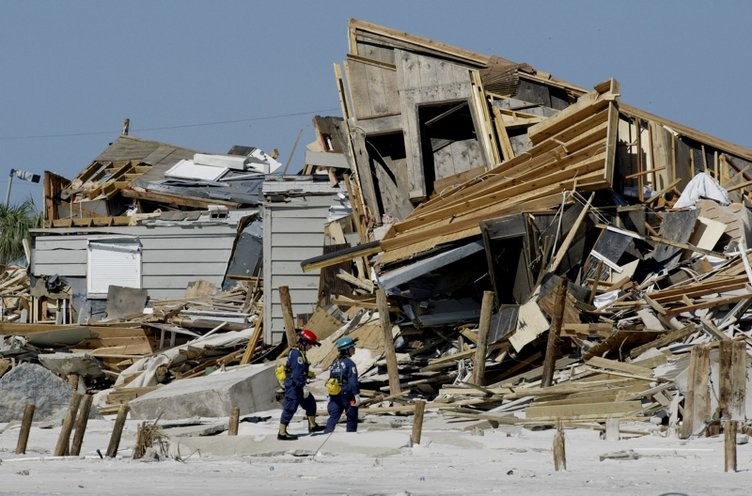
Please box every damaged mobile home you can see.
[2,18,752,446]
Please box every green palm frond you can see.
[0,198,42,266]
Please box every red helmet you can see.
[298,328,320,346]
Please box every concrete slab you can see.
[0,362,74,422]
[128,364,277,420]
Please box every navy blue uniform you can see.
[280,347,317,425]
[324,355,360,433]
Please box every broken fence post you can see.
[410,400,426,446]
[70,394,93,456]
[228,406,240,436]
[67,373,80,391]
[605,418,620,441]
[15,403,36,455]
[54,392,83,456]
[553,422,566,471]
[106,403,130,458]
[724,420,737,473]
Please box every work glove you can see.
[302,386,311,399]
[350,395,361,407]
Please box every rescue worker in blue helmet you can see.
[277,328,325,440]
[324,336,361,433]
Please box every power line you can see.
[0,107,341,141]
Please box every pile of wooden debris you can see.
[1,19,752,442]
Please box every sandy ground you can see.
[1,405,750,495]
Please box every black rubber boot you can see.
[277,424,298,441]
[308,416,325,433]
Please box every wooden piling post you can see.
[106,403,130,458]
[376,288,401,395]
[228,406,240,436]
[70,394,93,456]
[542,277,567,388]
[553,423,566,471]
[471,291,495,387]
[680,345,710,439]
[605,418,620,441]
[719,340,746,421]
[15,404,35,454]
[54,392,82,456]
[724,420,737,472]
[410,400,426,446]
[67,373,80,391]
[278,285,298,347]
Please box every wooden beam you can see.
[629,324,695,358]
[624,166,667,179]
[541,277,567,387]
[240,310,264,365]
[471,291,495,386]
[278,286,298,346]
[376,288,401,395]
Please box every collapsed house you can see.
[1,19,752,438]
[296,19,752,433]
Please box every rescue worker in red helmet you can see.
[324,336,361,433]
[277,328,325,440]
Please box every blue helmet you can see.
[336,336,356,352]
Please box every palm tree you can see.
[0,198,42,266]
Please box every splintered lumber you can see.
[240,310,263,365]
[105,386,160,406]
[525,400,642,420]
[547,193,594,273]
[503,377,645,401]
[629,324,695,358]
[665,294,751,317]
[561,323,613,339]
[646,275,748,303]
[585,356,654,379]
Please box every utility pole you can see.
[5,168,41,207]
[5,169,15,207]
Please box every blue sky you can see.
[1,0,750,206]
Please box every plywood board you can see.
[510,297,549,352]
